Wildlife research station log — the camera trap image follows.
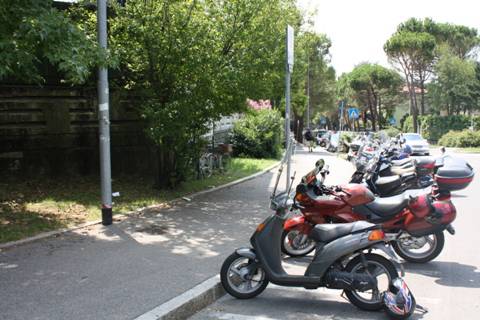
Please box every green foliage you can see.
[438,130,480,147]
[231,109,283,159]
[402,114,475,142]
[428,46,479,114]
[0,0,105,84]
[385,17,480,128]
[382,127,402,137]
[338,63,402,130]
[288,31,336,139]
[106,0,301,188]
[402,115,415,133]
[339,132,354,152]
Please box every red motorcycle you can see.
[282,160,459,263]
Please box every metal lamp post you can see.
[97,0,112,225]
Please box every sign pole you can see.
[97,0,112,225]
[285,25,294,189]
[306,57,310,129]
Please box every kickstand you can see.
[340,290,349,302]
[416,304,429,314]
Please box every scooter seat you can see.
[391,158,412,166]
[365,193,409,217]
[309,221,375,243]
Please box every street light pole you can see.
[97,0,112,225]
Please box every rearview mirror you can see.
[315,159,325,169]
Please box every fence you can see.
[0,85,155,177]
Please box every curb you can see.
[0,161,280,250]
[134,275,224,320]
[0,220,102,250]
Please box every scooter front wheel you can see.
[220,252,269,299]
[281,229,316,257]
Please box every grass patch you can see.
[0,157,278,243]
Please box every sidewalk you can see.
[0,147,354,320]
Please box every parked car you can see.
[400,133,430,155]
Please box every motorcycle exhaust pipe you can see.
[324,270,376,291]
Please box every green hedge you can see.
[231,109,283,158]
[402,115,477,142]
[438,130,480,147]
[339,132,354,152]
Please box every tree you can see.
[289,31,336,140]
[428,46,478,115]
[345,63,403,131]
[107,0,301,188]
[392,18,480,116]
[384,31,436,132]
[0,0,103,84]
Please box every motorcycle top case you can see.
[435,156,474,191]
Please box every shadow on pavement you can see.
[405,261,480,288]
[219,287,426,320]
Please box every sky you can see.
[298,0,480,77]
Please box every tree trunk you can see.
[378,95,382,129]
[420,82,426,115]
[371,89,380,131]
[293,112,304,142]
[367,91,377,131]
[407,74,419,133]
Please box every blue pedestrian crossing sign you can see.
[389,117,396,125]
[348,108,359,119]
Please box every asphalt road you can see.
[191,148,480,320]
[0,147,346,320]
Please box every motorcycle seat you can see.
[391,158,412,166]
[376,175,400,186]
[309,221,375,243]
[390,166,415,176]
[365,193,409,217]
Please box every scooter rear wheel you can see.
[220,252,269,299]
[344,253,398,311]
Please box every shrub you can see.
[231,109,283,158]
[382,127,401,137]
[438,130,480,147]
[339,132,354,152]
[402,115,474,142]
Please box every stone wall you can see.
[0,85,155,177]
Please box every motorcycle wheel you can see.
[280,229,316,257]
[220,252,269,299]
[344,253,398,311]
[392,231,445,263]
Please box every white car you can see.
[402,133,430,155]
